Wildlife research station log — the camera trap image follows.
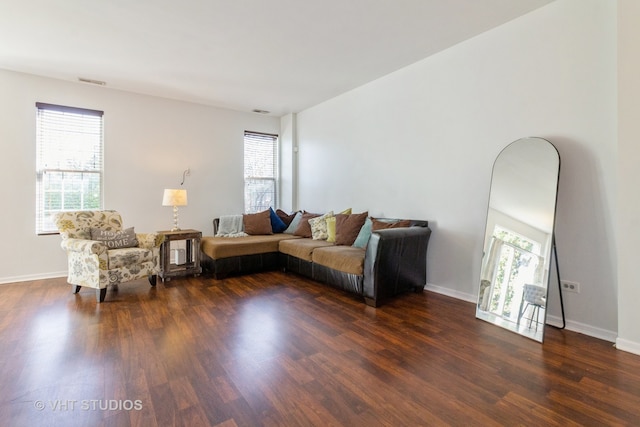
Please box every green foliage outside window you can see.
[490,228,537,317]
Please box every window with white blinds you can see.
[244,131,278,213]
[36,103,104,234]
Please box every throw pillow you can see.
[335,211,368,246]
[326,216,337,243]
[371,218,412,231]
[309,211,334,240]
[352,217,373,248]
[269,208,288,233]
[91,227,138,249]
[293,212,321,237]
[283,211,303,234]
[276,209,298,226]
[243,209,273,235]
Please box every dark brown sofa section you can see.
[200,217,431,307]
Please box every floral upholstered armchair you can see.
[54,210,164,302]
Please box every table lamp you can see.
[162,188,188,231]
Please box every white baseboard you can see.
[424,283,477,303]
[545,315,618,343]
[0,271,66,285]
[424,283,619,344]
[615,338,640,356]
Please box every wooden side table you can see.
[158,229,202,281]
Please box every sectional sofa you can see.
[200,209,431,307]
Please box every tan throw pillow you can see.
[243,209,273,235]
[335,212,369,246]
[294,212,321,237]
[91,227,138,249]
[371,219,412,231]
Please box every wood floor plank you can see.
[1,272,639,426]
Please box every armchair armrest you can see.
[60,238,108,256]
[363,226,431,307]
[136,232,164,249]
[60,238,109,278]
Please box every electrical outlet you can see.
[561,280,580,294]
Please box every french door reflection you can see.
[483,227,544,324]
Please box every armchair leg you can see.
[96,288,107,303]
[72,285,81,294]
[149,275,157,287]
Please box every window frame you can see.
[243,131,279,214]
[35,102,104,235]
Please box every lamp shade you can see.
[162,189,188,206]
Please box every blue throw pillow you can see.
[269,208,288,233]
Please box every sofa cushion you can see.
[201,234,299,259]
[279,238,334,262]
[243,209,273,235]
[312,246,366,276]
[108,247,155,269]
[335,212,368,246]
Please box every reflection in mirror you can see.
[476,137,560,342]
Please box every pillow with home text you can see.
[91,227,138,249]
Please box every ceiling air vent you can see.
[78,77,106,86]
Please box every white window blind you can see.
[244,131,278,213]
[36,103,104,234]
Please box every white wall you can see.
[617,0,640,354]
[0,69,279,283]
[295,0,618,339]
[279,113,297,212]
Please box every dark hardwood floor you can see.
[1,271,639,426]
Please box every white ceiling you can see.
[0,0,553,117]
[491,138,560,233]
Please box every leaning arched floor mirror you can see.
[476,137,560,342]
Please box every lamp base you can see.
[171,205,181,232]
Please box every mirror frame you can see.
[476,137,560,342]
